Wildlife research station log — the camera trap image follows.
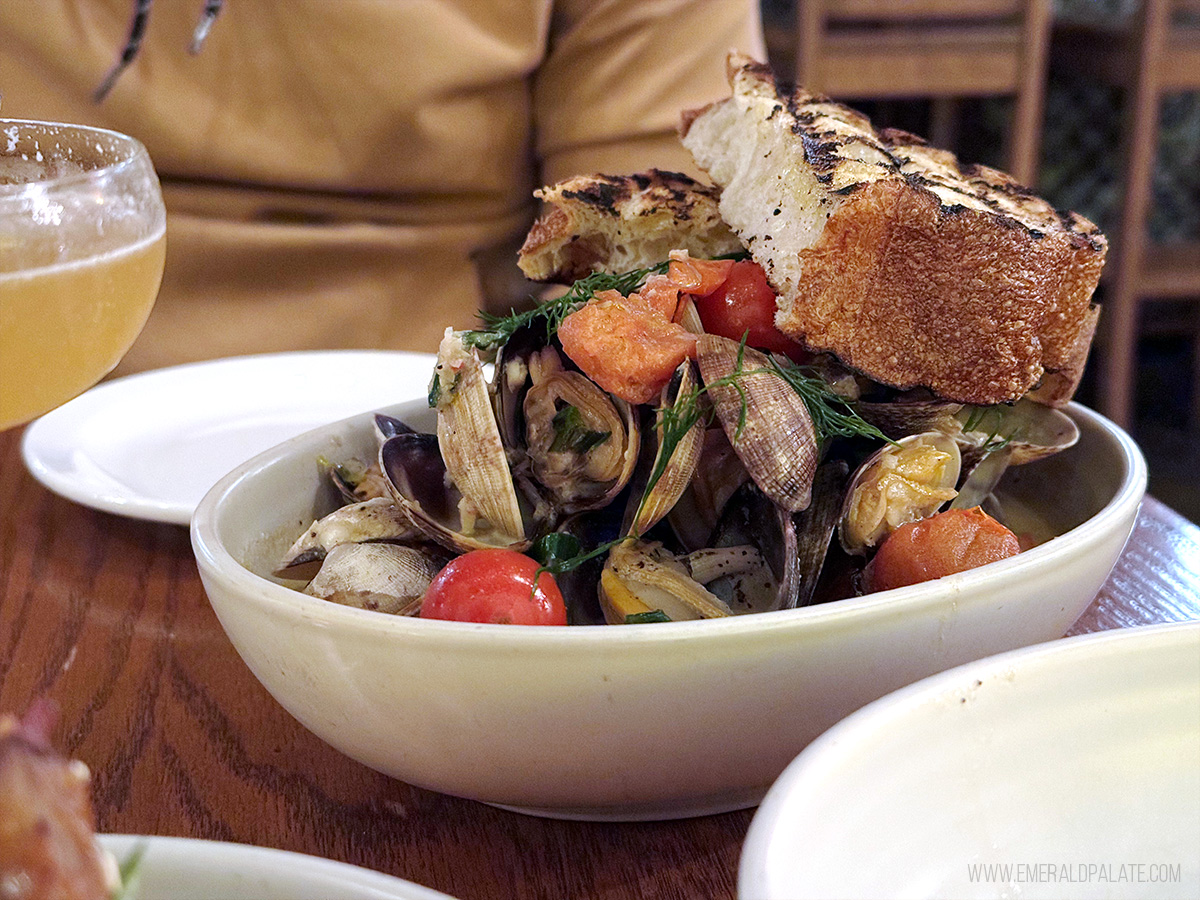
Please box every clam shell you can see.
[522,347,640,515]
[839,432,962,555]
[277,497,418,571]
[380,432,530,553]
[598,539,733,624]
[696,335,818,513]
[433,329,525,544]
[303,542,446,615]
[625,361,704,536]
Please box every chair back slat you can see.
[822,0,1025,23]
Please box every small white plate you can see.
[740,622,1200,900]
[21,350,435,525]
[98,834,455,899]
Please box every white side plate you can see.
[21,351,434,524]
[98,834,455,900]
[740,622,1200,900]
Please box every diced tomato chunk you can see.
[633,274,683,320]
[558,294,698,405]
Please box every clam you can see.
[955,399,1079,466]
[700,481,800,613]
[303,542,448,615]
[696,334,818,513]
[327,456,392,503]
[666,426,750,551]
[855,395,964,441]
[793,460,850,607]
[521,346,640,515]
[380,431,532,553]
[598,539,733,624]
[624,361,705,537]
[839,432,961,555]
[432,329,525,544]
[277,497,419,571]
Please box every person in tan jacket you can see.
[0,0,765,373]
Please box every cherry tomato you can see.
[869,507,1021,593]
[692,260,807,361]
[421,548,568,625]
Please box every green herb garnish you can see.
[766,357,893,445]
[625,610,672,624]
[549,405,611,454]
[111,842,147,900]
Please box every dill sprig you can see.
[463,262,670,353]
[960,404,1020,452]
[766,357,893,445]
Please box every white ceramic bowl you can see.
[191,400,1145,821]
[739,621,1200,900]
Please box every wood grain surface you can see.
[1,423,1197,900]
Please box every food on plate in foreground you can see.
[276,53,1103,625]
[0,702,131,900]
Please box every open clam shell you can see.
[277,497,419,571]
[598,539,733,624]
[522,347,640,516]
[380,431,531,553]
[433,329,525,545]
[701,481,800,613]
[839,432,962,556]
[624,361,705,537]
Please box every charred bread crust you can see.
[517,169,744,283]
[680,54,1107,407]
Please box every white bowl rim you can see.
[737,619,1200,895]
[191,400,1147,647]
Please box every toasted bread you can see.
[517,170,744,283]
[680,54,1106,407]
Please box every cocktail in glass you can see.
[1,119,166,430]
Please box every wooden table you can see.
[2,423,1198,900]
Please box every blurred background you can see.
[758,0,1200,522]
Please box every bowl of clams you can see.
[191,303,1146,820]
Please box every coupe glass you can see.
[0,119,166,430]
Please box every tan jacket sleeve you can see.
[533,0,766,184]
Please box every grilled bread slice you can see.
[518,169,744,283]
[680,54,1106,407]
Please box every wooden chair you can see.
[764,1,1053,187]
[1054,0,1200,431]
